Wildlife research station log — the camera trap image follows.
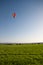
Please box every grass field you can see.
[0,43,43,65]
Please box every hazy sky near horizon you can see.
[0,0,43,43]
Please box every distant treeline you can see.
[0,42,43,45]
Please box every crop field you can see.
[0,43,43,65]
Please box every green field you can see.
[0,44,43,65]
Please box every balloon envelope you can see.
[12,13,16,18]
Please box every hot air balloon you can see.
[12,12,16,18]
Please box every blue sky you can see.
[0,0,43,43]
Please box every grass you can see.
[0,43,43,65]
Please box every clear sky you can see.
[0,0,43,43]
